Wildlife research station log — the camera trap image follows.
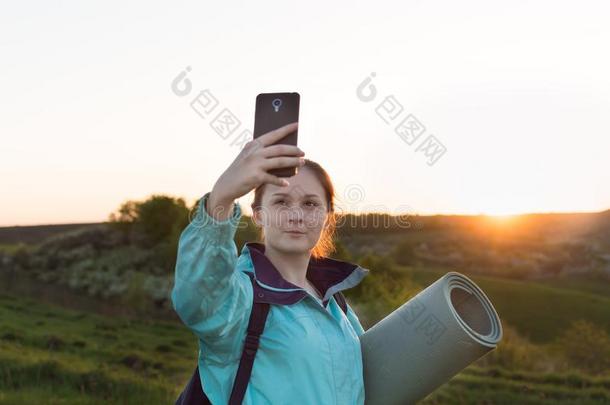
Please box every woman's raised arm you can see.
[171,122,306,345]
[171,191,251,344]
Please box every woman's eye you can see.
[274,199,318,207]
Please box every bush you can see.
[122,271,150,313]
[555,319,610,374]
[474,323,556,372]
[391,238,419,265]
[346,253,421,327]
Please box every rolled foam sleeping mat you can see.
[360,271,503,405]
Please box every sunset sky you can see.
[1,1,608,226]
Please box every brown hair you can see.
[250,159,336,259]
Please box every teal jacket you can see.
[171,191,370,404]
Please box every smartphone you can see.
[253,92,300,178]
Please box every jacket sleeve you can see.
[345,302,366,337]
[171,191,253,346]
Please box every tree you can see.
[108,194,190,271]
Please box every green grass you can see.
[2,287,609,404]
[404,266,610,344]
[530,273,610,299]
[0,292,198,404]
[421,365,610,404]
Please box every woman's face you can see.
[253,167,329,255]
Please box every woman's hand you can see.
[207,122,305,220]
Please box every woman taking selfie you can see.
[172,122,370,404]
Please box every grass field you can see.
[404,266,610,344]
[2,288,609,404]
[0,292,195,404]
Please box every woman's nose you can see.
[288,216,303,224]
[287,208,304,223]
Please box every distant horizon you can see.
[2,204,608,228]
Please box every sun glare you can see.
[486,213,517,221]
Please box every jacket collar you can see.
[238,241,369,308]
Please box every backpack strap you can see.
[333,291,348,315]
[176,272,269,405]
[228,272,270,405]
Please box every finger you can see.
[261,144,305,158]
[256,122,298,147]
[261,173,290,187]
[261,156,304,170]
